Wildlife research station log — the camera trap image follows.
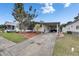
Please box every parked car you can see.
[49,29,57,32]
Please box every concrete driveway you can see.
[0,33,57,56]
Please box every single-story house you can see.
[4,21,20,32]
[34,22,60,33]
[4,21,60,33]
[62,19,79,34]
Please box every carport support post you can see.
[57,24,59,35]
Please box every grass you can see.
[0,32,25,43]
[53,34,79,56]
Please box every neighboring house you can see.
[62,20,79,33]
[4,21,60,33]
[4,21,20,32]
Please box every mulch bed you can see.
[17,32,39,39]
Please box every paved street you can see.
[0,33,57,56]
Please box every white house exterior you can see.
[35,22,60,33]
[62,20,79,33]
[4,21,60,33]
[4,21,20,32]
[38,25,49,33]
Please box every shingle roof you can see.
[4,21,15,26]
[65,19,79,26]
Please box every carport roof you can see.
[34,21,60,25]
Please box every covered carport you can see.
[42,22,60,34]
[33,21,60,34]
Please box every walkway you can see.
[0,36,16,56]
[0,33,57,56]
[0,36,16,49]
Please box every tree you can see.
[12,3,38,31]
[60,24,66,31]
[74,13,79,21]
[66,21,72,25]
[28,21,36,30]
[0,25,5,32]
[23,5,38,30]
[12,3,26,31]
[34,24,41,32]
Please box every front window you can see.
[76,25,79,29]
[12,26,15,30]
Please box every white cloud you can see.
[64,3,71,8]
[41,3,55,14]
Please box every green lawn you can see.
[0,32,25,43]
[53,34,79,56]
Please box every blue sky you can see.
[0,3,79,25]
